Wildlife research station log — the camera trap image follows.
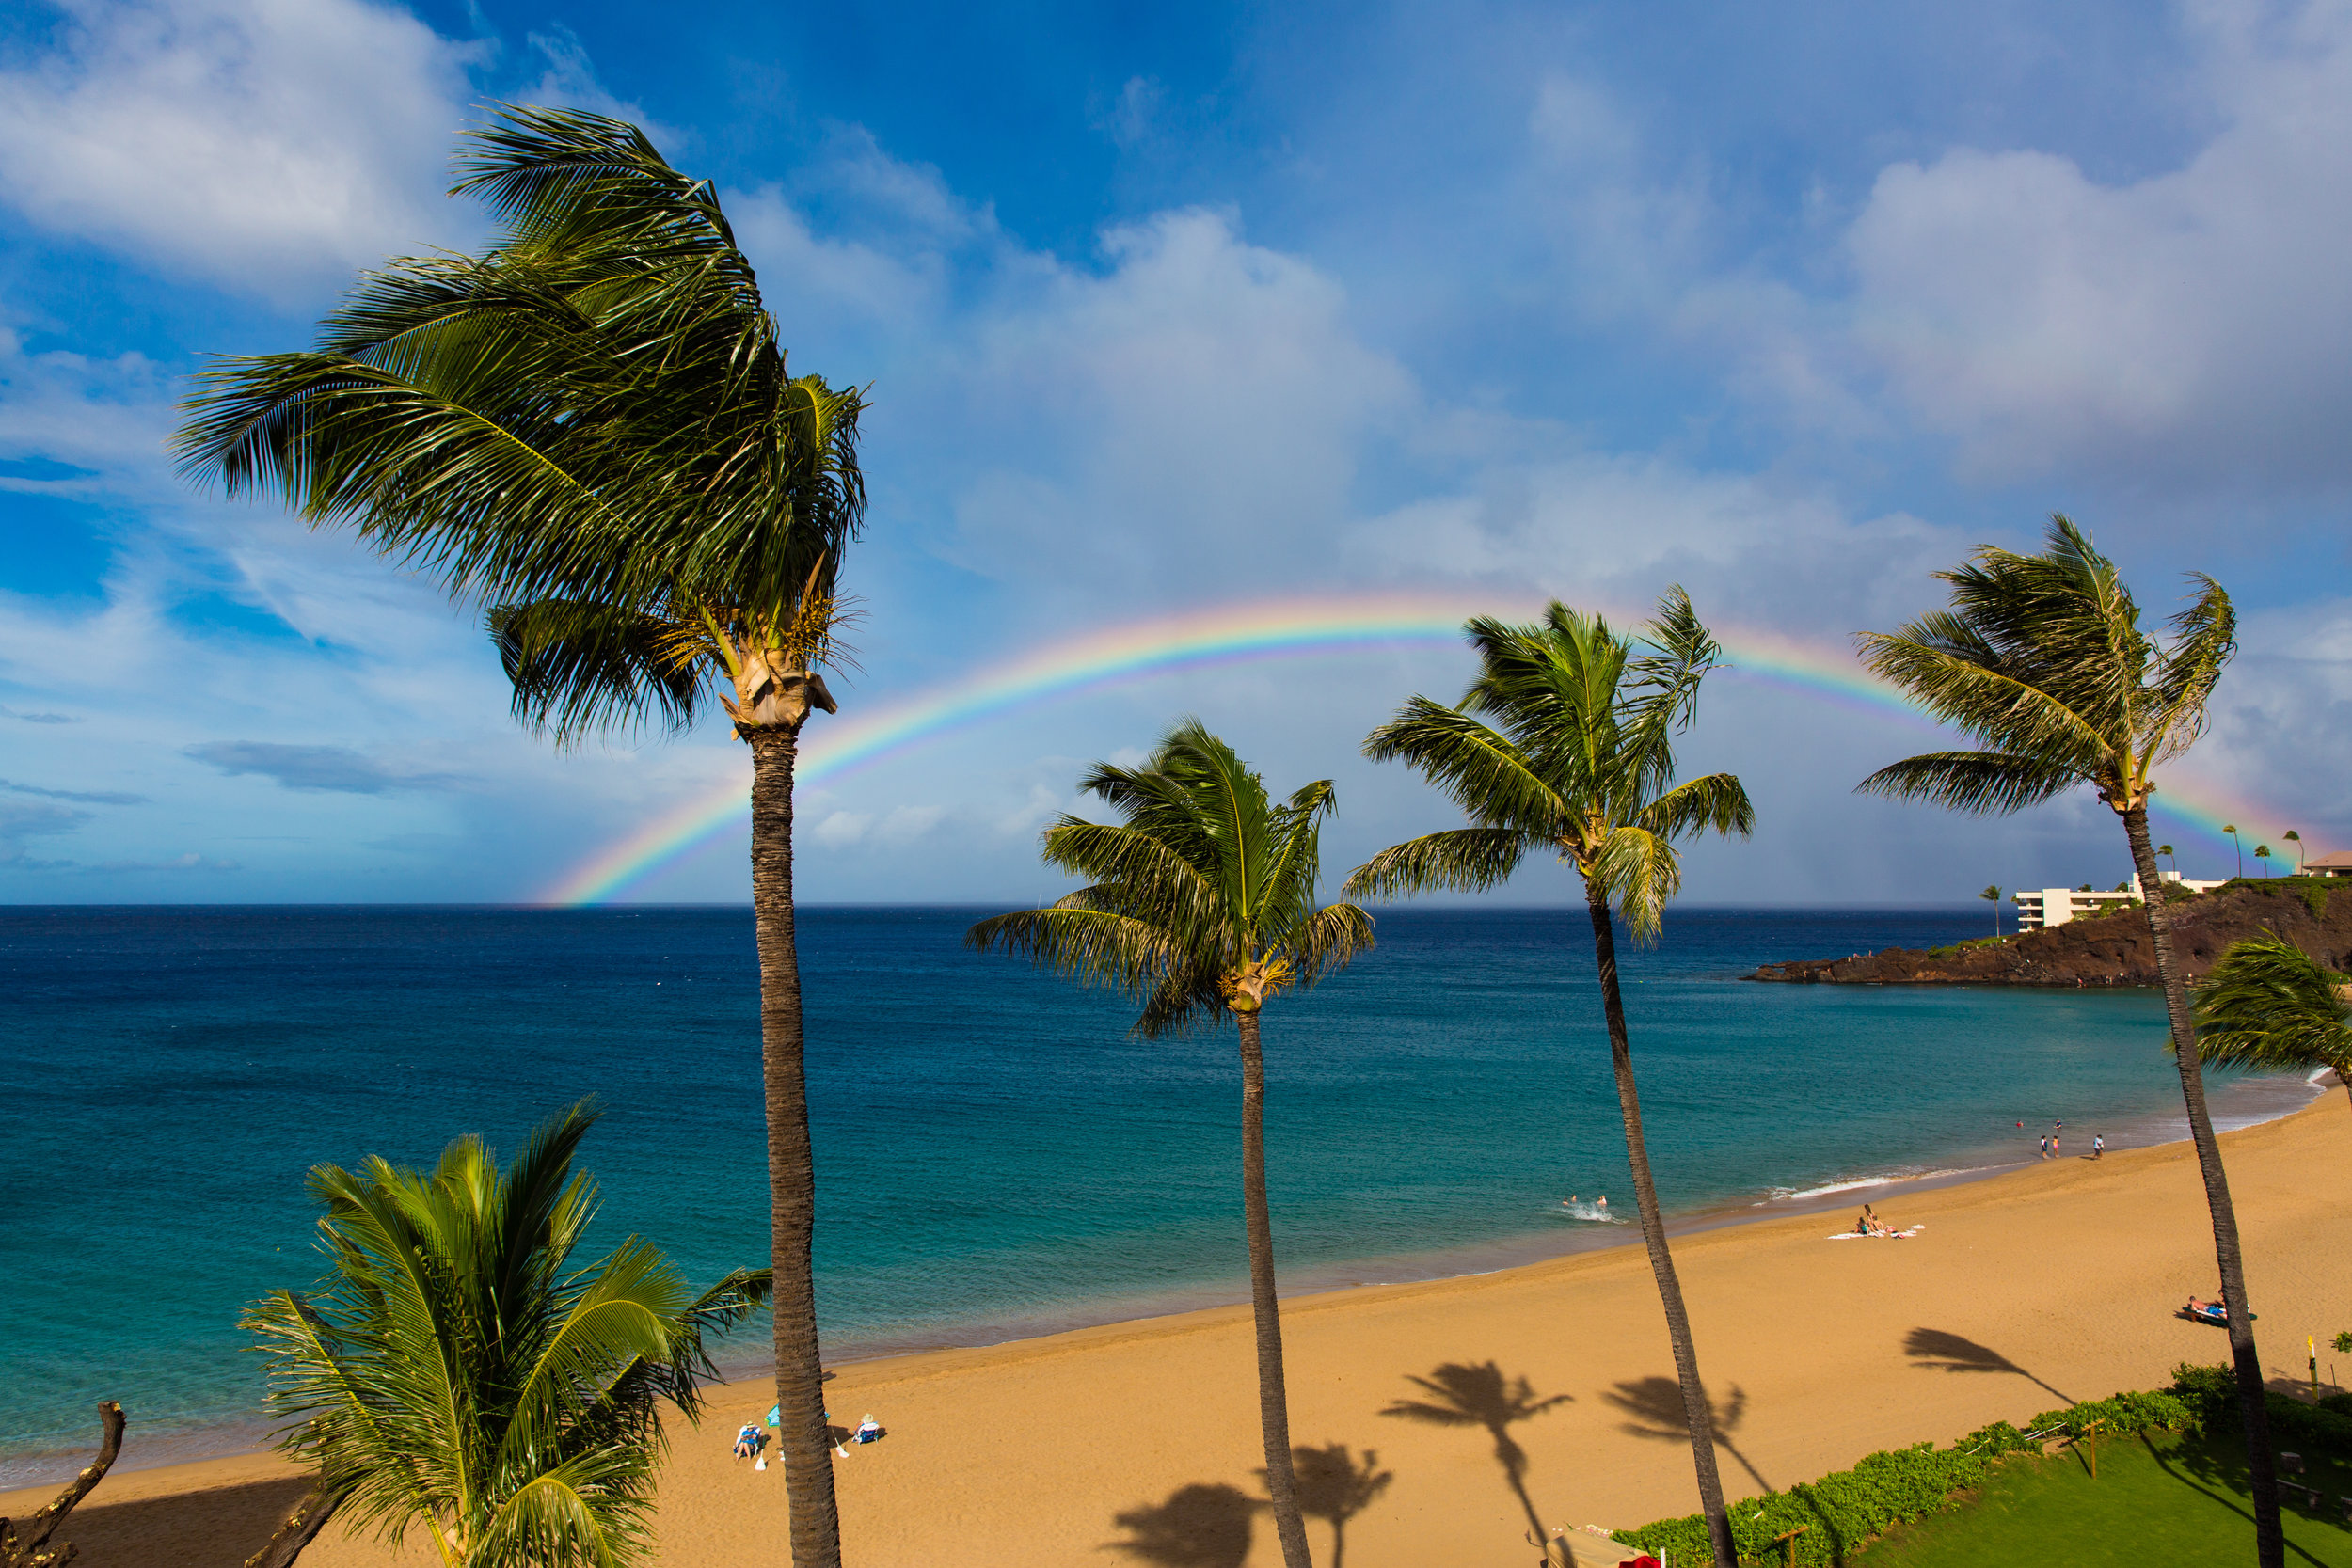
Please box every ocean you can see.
[0,904,2314,1483]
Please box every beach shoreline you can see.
[14,1081,2350,1566]
[6,1063,2324,1494]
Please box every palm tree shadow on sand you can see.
[1903,1327,2074,1404]
[1604,1376,1771,1493]
[1383,1361,1570,1539]
[1104,1482,1262,1568]
[1258,1444,1393,1568]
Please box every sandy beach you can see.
[13,1097,2348,1567]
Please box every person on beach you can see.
[2093,1134,2105,1159]
[733,1422,761,1460]
[2040,1134,2050,1159]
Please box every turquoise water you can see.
[0,905,2309,1481]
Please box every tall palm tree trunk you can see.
[1584,885,1736,1568]
[2123,807,2281,1568]
[751,729,843,1568]
[1236,1009,1313,1568]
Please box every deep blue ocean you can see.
[0,905,2313,1481]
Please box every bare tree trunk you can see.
[242,1488,339,1568]
[2124,806,2280,1568]
[1,1401,122,1568]
[1585,887,1736,1568]
[751,729,843,1568]
[1236,1009,1313,1568]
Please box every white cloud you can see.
[0,0,482,297]
[938,208,1414,598]
[1839,0,2352,486]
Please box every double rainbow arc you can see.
[539,592,2296,905]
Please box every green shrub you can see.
[2319,1393,2352,1418]
[1613,1395,2186,1564]
[2170,1362,2352,1459]
[2025,1388,2199,1440]
[2218,877,2339,920]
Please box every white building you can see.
[2304,851,2352,879]
[2011,870,2229,930]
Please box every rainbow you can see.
[539,591,2310,904]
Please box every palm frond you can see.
[1636,771,1754,842]
[1285,902,1376,989]
[2192,934,2352,1074]
[491,599,708,745]
[2145,573,2236,767]
[1589,824,1681,943]
[1361,699,1564,836]
[963,903,1181,998]
[1854,750,2088,815]
[1342,828,1532,901]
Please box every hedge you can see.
[1611,1390,2198,1565]
[2171,1361,2352,1459]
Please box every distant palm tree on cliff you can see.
[2225,824,2246,878]
[2158,843,2178,879]
[1345,591,1753,1568]
[2257,844,2274,877]
[175,108,866,1568]
[2195,934,2352,1110]
[969,721,1373,1568]
[1981,885,2003,937]
[2285,830,2305,872]
[244,1103,771,1568]
[1853,515,2281,1568]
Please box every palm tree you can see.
[2195,934,2352,1111]
[1981,884,2003,937]
[2158,843,2177,879]
[2225,823,2246,878]
[2285,830,2305,873]
[1345,591,1753,1568]
[1854,515,2281,1567]
[2257,844,2274,877]
[175,108,865,1568]
[968,721,1373,1568]
[243,1103,771,1568]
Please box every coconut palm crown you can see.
[967,720,1373,1568]
[1342,590,1753,930]
[1853,515,2283,1568]
[2194,934,2352,1108]
[176,106,866,1568]
[243,1102,770,1568]
[1343,589,1752,1568]
[1852,516,2232,824]
[969,719,1374,1037]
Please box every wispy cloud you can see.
[0,705,77,724]
[0,777,148,805]
[183,742,462,795]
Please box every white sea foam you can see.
[1755,1166,1990,1204]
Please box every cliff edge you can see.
[1747,880,2352,986]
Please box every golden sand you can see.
[13,1098,2347,1567]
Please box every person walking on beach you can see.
[2052,1123,2062,1158]
[2040,1134,2050,1159]
[2093,1134,2105,1159]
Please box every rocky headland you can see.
[1748,879,2352,986]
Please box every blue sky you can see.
[2,0,2346,906]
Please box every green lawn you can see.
[1865,1432,2352,1567]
